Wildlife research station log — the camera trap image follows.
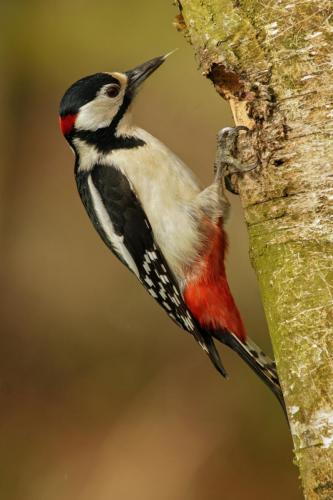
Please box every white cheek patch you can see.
[75,87,125,131]
[87,174,140,278]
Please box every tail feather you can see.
[212,329,286,415]
[199,333,228,379]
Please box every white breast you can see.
[107,128,204,283]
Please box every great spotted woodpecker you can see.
[59,54,285,411]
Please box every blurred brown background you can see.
[1,1,301,499]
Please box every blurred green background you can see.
[1,1,301,499]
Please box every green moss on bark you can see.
[177,0,333,497]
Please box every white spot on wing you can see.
[181,313,195,331]
[87,175,140,278]
[159,286,167,300]
[145,276,154,287]
[171,295,181,306]
[143,262,150,273]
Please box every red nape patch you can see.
[59,113,77,136]
[184,222,247,341]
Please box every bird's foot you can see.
[215,126,257,194]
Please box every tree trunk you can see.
[174,1,333,497]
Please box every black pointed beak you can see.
[126,52,173,92]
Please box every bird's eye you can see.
[106,84,120,98]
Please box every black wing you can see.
[76,163,226,377]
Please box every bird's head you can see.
[59,54,170,147]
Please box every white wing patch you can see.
[87,174,140,278]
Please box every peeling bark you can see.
[175,0,333,497]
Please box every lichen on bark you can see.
[175,0,333,497]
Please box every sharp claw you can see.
[215,126,254,195]
[225,174,239,195]
[216,125,254,174]
[217,126,233,139]
[217,125,249,142]
[234,125,249,132]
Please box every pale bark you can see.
[174,0,333,497]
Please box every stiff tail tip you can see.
[199,334,228,379]
[238,335,287,415]
[211,328,287,416]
